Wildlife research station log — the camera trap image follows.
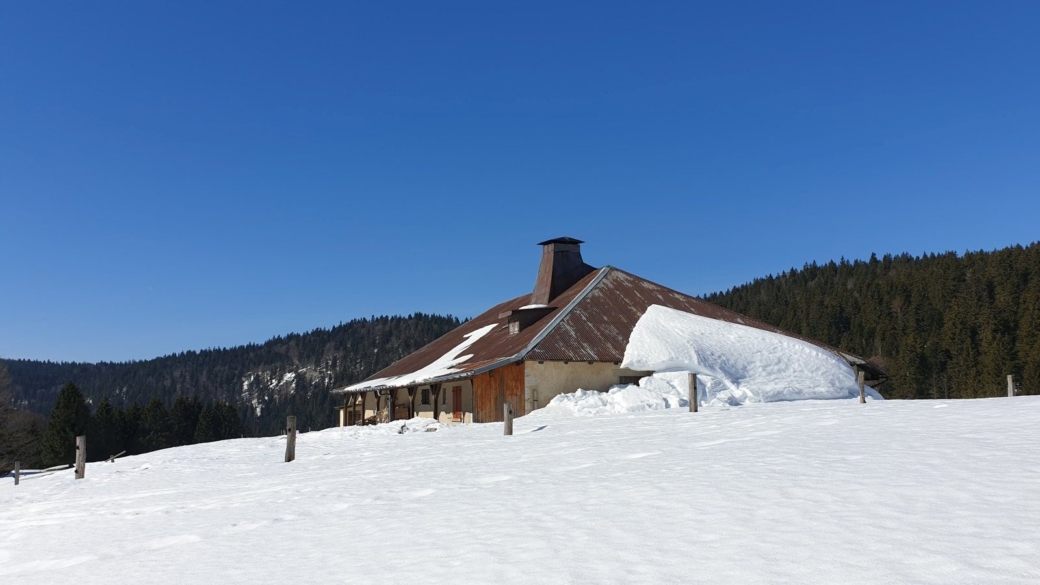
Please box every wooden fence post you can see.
[858,370,866,404]
[689,373,698,413]
[1008,374,1015,398]
[75,435,86,479]
[503,402,513,436]
[14,461,19,486]
[285,416,297,463]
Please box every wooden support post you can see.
[285,416,297,463]
[14,461,19,486]
[387,390,395,422]
[503,402,513,436]
[432,383,442,422]
[1008,374,1015,398]
[75,435,86,479]
[408,387,417,419]
[688,373,698,413]
[858,370,866,404]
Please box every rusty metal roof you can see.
[334,269,605,391]
[335,265,878,392]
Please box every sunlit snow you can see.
[4,398,1040,583]
[346,323,498,391]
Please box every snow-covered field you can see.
[4,397,1040,584]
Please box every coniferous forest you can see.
[707,243,1040,400]
[4,243,1040,473]
[0,314,460,473]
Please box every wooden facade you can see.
[472,361,525,423]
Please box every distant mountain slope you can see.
[706,243,1040,399]
[2,313,461,435]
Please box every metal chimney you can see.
[531,237,595,305]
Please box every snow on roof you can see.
[346,323,498,391]
[335,267,878,394]
[621,304,864,404]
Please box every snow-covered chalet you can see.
[332,237,884,425]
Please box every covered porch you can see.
[335,379,475,426]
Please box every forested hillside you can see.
[706,243,1040,399]
[2,313,461,437]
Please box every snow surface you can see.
[5,397,1040,584]
[346,323,497,391]
[620,304,882,405]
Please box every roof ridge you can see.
[517,266,613,360]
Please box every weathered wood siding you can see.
[473,362,525,423]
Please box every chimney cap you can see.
[537,237,584,246]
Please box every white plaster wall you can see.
[523,361,650,413]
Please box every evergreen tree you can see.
[169,396,202,446]
[89,397,120,461]
[214,401,243,440]
[138,397,171,452]
[118,403,142,456]
[194,404,218,443]
[40,382,91,466]
[0,363,45,473]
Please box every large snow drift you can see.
[542,304,881,417]
[620,304,879,406]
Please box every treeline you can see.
[3,313,461,430]
[2,380,245,473]
[2,313,460,472]
[706,242,1040,399]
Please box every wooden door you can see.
[452,385,463,420]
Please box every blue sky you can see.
[2,1,1038,362]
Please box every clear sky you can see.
[2,1,1038,363]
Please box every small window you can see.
[421,388,430,405]
[442,391,446,405]
[618,376,643,385]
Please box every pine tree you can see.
[214,402,243,440]
[40,382,91,467]
[118,403,142,456]
[169,396,202,446]
[89,397,120,461]
[138,397,171,452]
[194,404,218,443]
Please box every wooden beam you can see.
[858,369,866,404]
[1008,374,1015,397]
[432,383,442,422]
[408,387,416,419]
[285,416,297,462]
[503,402,513,436]
[75,435,86,479]
[689,373,698,413]
[13,461,19,486]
